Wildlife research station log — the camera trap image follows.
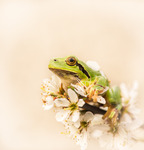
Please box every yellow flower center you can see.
[80,121,88,128]
[69,103,78,111]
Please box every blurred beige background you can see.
[0,0,144,150]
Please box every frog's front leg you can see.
[81,76,109,102]
[103,86,122,130]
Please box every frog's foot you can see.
[86,87,107,103]
[86,86,98,102]
[103,106,120,129]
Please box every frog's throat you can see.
[49,68,80,80]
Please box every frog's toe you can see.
[92,92,98,102]
[88,90,99,102]
[109,108,118,119]
[88,89,95,100]
[110,109,119,127]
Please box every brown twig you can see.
[82,103,106,115]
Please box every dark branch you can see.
[82,103,106,115]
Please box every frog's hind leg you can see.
[102,105,121,131]
[103,86,122,131]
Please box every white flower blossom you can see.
[120,81,140,120]
[64,112,105,150]
[55,89,85,122]
[91,81,144,150]
[98,126,130,150]
[64,111,95,150]
[96,116,144,150]
[41,75,61,110]
[41,75,61,95]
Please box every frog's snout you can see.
[48,58,58,69]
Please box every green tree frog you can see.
[48,56,122,128]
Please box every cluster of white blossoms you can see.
[41,63,144,150]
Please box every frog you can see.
[48,56,122,129]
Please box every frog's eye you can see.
[66,57,77,66]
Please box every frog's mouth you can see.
[49,68,79,80]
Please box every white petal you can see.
[72,110,80,122]
[127,119,143,131]
[55,110,70,122]
[79,131,88,150]
[132,126,144,141]
[43,96,54,110]
[97,96,106,104]
[52,75,61,88]
[54,98,70,107]
[74,120,81,128]
[120,83,129,100]
[91,129,103,138]
[83,111,94,122]
[46,96,53,103]
[52,75,60,84]
[131,107,141,115]
[91,115,104,126]
[77,99,85,107]
[71,84,87,97]
[43,104,53,110]
[98,133,112,148]
[68,125,78,135]
[120,113,132,124]
[68,89,78,103]
[86,61,100,71]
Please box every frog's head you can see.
[48,56,93,85]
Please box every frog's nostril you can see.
[54,59,57,61]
